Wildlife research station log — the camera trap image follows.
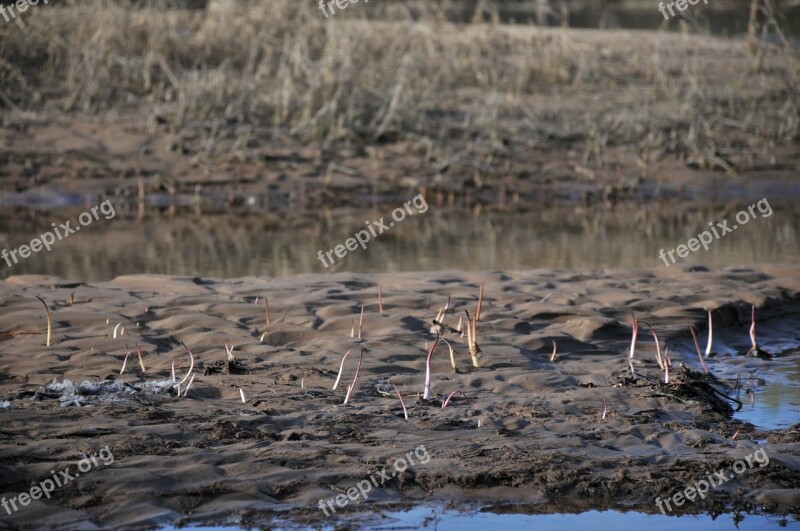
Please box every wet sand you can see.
[0,266,798,528]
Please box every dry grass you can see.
[0,0,797,180]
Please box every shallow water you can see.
[1,202,798,281]
[670,323,800,430]
[168,507,798,530]
[735,361,800,430]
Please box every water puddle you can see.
[167,507,798,530]
[671,322,800,430]
[735,361,800,430]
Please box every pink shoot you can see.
[239,388,246,403]
[550,339,557,362]
[183,373,197,397]
[464,310,480,368]
[749,303,757,352]
[689,324,709,374]
[602,395,608,420]
[343,349,364,405]
[357,304,365,339]
[705,310,713,358]
[171,360,176,381]
[136,343,146,372]
[332,348,353,391]
[265,296,271,327]
[641,321,664,370]
[378,285,384,313]
[350,320,355,338]
[35,296,52,347]
[664,347,671,384]
[178,341,195,386]
[456,315,463,333]
[393,383,408,420]
[628,313,639,375]
[442,391,469,409]
[442,338,457,370]
[732,428,740,440]
[120,351,132,374]
[423,333,441,400]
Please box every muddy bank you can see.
[0,267,798,528]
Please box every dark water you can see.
[467,0,800,37]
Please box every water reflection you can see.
[0,202,797,281]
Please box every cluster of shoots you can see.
[350,305,365,339]
[120,343,146,374]
[628,313,675,382]
[430,296,451,334]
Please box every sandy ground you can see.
[0,266,799,528]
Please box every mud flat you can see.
[0,266,798,528]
